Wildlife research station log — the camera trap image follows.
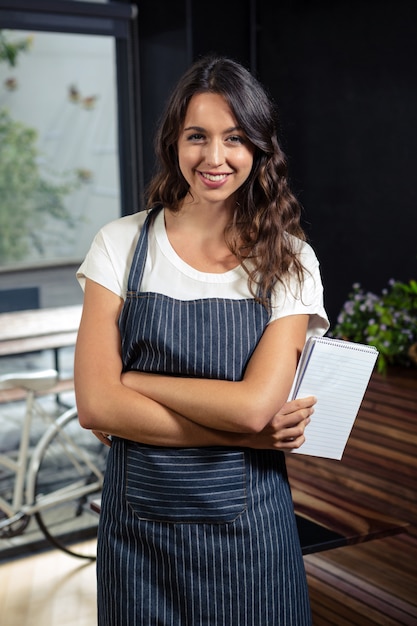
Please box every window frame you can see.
[0,0,144,216]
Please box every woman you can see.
[75,55,329,625]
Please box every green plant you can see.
[0,108,78,264]
[0,30,32,67]
[330,279,417,374]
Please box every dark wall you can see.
[257,0,417,324]
[190,0,253,69]
[137,0,253,184]
[137,0,189,185]
[137,0,416,325]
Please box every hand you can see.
[244,396,316,450]
[92,430,112,447]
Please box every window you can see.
[0,29,120,267]
[0,1,141,307]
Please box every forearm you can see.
[76,378,250,447]
[121,372,275,433]
[121,316,307,434]
[74,280,248,448]
[78,379,315,452]
[75,280,308,446]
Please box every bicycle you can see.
[0,369,107,560]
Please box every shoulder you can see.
[96,210,148,248]
[76,211,149,297]
[280,234,324,299]
[269,235,329,335]
[90,211,150,268]
[287,234,320,270]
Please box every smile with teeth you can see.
[200,172,229,182]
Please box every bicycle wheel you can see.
[27,406,108,560]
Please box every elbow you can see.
[75,379,126,432]
[77,403,99,430]
[229,381,285,434]
[75,392,109,431]
[234,402,274,434]
[241,417,270,435]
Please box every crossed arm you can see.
[74,279,315,450]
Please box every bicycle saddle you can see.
[0,369,58,392]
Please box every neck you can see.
[174,193,235,234]
[164,203,240,273]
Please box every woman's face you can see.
[177,92,254,207]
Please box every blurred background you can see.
[0,0,416,325]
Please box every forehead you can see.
[183,92,237,126]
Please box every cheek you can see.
[235,145,254,164]
[235,151,254,175]
[178,147,198,172]
[177,151,191,180]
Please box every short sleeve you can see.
[269,239,329,339]
[76,212,146,297]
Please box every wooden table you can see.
[0,305,82,402]
[292,488,408,555]
[0,305,82,360]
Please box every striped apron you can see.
[96,208,311,625]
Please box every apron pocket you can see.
[125,443,247,523]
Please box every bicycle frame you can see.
[0,391,104,531]
[0,389,40,520]
[26,407,104,510]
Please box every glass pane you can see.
[0,29,120,270]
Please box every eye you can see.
[186,133,205,142]
[226,135,245,144]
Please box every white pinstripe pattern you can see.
[96,209,312,625]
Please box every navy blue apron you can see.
[96,208,311,625]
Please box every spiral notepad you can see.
[289,336,379,460]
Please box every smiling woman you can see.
[74,55,329,626]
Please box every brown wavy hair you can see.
[146,55,307,307]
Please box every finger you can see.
[270,433,306,450]
[279,396,317,415]
[92,430,112,447]
[283,434,306,449]
[270,409,313,430]
[274,415,311,441]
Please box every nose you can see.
[204,138,224,167]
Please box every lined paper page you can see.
[290,337,378,460]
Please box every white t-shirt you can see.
[77,209,329,338]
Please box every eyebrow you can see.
[183,125,242,133]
